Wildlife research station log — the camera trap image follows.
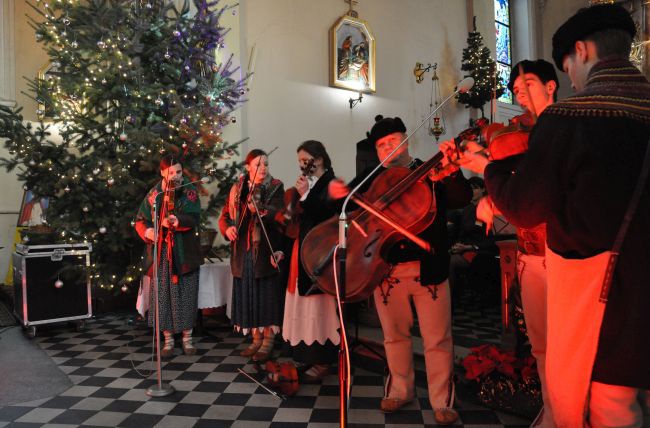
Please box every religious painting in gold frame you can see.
[329,14,376,93]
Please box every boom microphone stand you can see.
[335,77,475,427]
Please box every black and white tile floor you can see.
[0,309,531,427]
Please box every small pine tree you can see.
[456,17,504,117]
[0,0,247,293]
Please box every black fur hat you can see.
[552,3,635,70]
[368,116,407,146]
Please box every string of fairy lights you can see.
[10,0,246,292]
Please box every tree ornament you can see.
[82,206,89,212]
[107,177,115,186]
[54,278,64,289]
[164,50,171,60]
[22,184,28,190]
[101,78,107,84]
[130,220,135,226]
[182,142,188,148]
[71,40,78,48]
[121,284,128,292]
[97,39,106,49]
[28,160,36,166]
[52,61,61,68]
[155,97,164,107]
[64,185,71,193]
[119,132,127,141]
[93,168,100,175]
[99,226,107,234]
[63,17,71,25]
[239,89,246,95]
[36,32,43,41]
[126,115,134,123]
[230,116,237,123]
[145,2,153,8]
[173,29,181,38]
[23,235,29,243]
[184,65,190,71]
[36,108,45,116]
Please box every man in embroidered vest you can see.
[329,117,472,424]
[484,4,650,426]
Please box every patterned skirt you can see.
[148,245,199,333]
[231,250,284,335]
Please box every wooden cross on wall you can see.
[345,0,359,18]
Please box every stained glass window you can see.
[495,0,512,104]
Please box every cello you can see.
[300,151,450,302]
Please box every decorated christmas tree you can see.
[456,17,504,117]
[0,0,247,293]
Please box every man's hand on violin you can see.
[270,251,284,268]
[295,175,309,197]
[328,179,350,200]
[225,226,238,241]
[436,140,489,175]
[162,215,179,229]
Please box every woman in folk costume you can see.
[219,149,285,362]
[279,140,340,382]
[134,155,202,357]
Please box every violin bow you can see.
[236,368,286,400]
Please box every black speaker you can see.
[13,244,92,328]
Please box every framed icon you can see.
[329,14,376,93]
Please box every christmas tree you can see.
[456,17,503,117]
[0,0,247,293]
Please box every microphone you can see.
[456,76,475,93]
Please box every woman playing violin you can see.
[219,149,285,362]
[279,140,340,383]
[329,117,471,424]
[134,155,202,357]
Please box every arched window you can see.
[495,0,512,104]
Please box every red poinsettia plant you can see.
[462,344,538,381]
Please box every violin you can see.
[431,110,535,175]
[263,360,299,397]
[280,158,316,239]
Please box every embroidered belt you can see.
[517,226,546,256]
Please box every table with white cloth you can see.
[198,259,233,318]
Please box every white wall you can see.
[238,0,495,185]
[1,0,505,281]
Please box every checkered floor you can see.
[0,310,532,427]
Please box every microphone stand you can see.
[146,176,176,398]
[335,78,474,427]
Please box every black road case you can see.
[13,243,92,337]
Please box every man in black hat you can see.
[483,4,650,426]
[329,117,471,424]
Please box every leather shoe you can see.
[252,350,271,363]
[182,343,197,356]
[380,397,413,413]
[434,408,459,425]
[240,343,262,357]
[160,346,174,359]
[300,365,329,383]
